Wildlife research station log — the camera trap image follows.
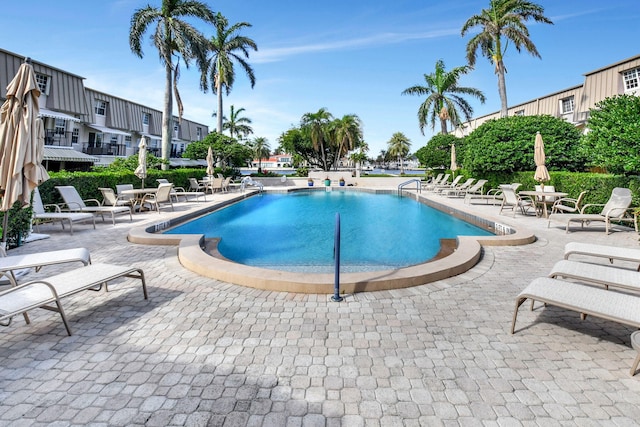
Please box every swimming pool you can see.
[165,190,493,273]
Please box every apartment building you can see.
[0,48,209,171]
[454,54,640,137]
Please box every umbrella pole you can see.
[1,213,8,256]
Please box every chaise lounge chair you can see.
[56,186,132,226]
[439,178,475,196]
[564,242,640,271]
[32,187,95,235]
[423,174,449,191]
[549,259,640,292]
[0,263,147,335]
[451,179,487,199]
[511,277,640,334]
[548,187,634,234]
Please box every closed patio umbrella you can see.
[533,131,550,187]
[134,136,147,188]
[0,59,49,252]
[450,143,458,173]
[206,146,214,178]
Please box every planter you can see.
[308,181,314,187]
[339,181,345,187]
[324,179,331,186]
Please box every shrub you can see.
[463,115,585,177]
[415,134,463,170]
[581,94,640,175]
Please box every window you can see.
[110,135,118,145]
[125,136,132,148]
[514,109,525,116]
[561,97,574,114]
[35,74,48,95]
[71,127,79,144]
[142,113,150,125]
[173,122,179,138]
[54,118,65,135]
[623,68,639,92]
[196,127,202,140]
[94,100,106,116]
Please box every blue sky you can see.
[1,1,638,157]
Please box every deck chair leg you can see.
[511,297,527,334]
[630,354,640,376]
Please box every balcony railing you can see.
[44,130,73,147]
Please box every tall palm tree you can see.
[402,60,486,135]
[221,105,253,140]
[129,0,216,169]
[330,114,363,169]
[301,108,333,171]
[461,0,553,118]
[249,137,270,172]
[387,132,411,174]
[201,13,257,133]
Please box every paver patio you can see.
[1,188,640,426]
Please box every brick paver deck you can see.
[1,189,640,426]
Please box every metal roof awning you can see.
[39,108,80,122]
[43,147,98,163]
[169,159,207,167]
[87,124,131,136]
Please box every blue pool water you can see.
[166,191,492,273]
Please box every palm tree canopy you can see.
[300,108,333,152]
[402,59,486,135]
[222,105,253,140]
[201,12,257,95]
[387,132,411,158]
[129,0,216,168]
[331,114,363,156]
[461,0,552,69]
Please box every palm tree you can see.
[129,0,216,170]
[387,132,411,174]
[330,114,363,169]
[221,105,253,140]
[301,108,333,171]
[249,137,270,173]
[201,13,257,133]
[461,0,553,118]
[402,60,486,135]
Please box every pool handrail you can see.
[398,179,422,195]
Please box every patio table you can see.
[121,188,158,211]
[519,190,568,218]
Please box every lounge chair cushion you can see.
[511,277,640,334]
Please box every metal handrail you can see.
[398,179,422,195]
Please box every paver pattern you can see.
[1,189,640,426]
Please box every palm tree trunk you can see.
[497,60,509,118]
[440,118,448,135]
[216,79,223,133]
[161,62,173,171]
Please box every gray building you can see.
[0,48,209,171]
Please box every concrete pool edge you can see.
[127,189,536,293]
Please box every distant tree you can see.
[461,0,553,118]
[200,13,257,133]
[387,132,412,174]
[300,108,334,171]
[98,153,167,171]
[402,60,485,135]
[415,134,462,170]
[248,137,270,172]
[329,114,363,169]
[183,132,252,168]
[581,94,640,174]
[129,0,216,169]
[220,105,253,140]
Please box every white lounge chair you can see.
[431,175,463,192]
[498,185,533,217]
[564,242,640,271]
[0,247,91,287]
[439,178,474,196]
[32,187,95,235]
[452,179,486,199]
[548,187,634,234]
[549,260,640,292]
[511,277,640,334]
[550,191,587,215]
[0,263,147,336]
[423,173,449,191]
[99,188,134,212]
[140,183,174,212]
[56,186,132,226]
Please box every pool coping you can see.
[127,188,536,294]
